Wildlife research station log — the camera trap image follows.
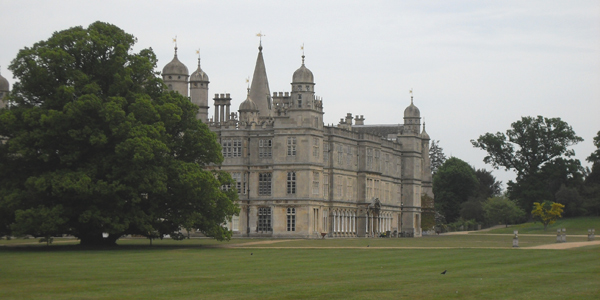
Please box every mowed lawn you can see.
[1,235,599,299]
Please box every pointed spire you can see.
[249,41,272,116]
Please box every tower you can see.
[397,94,423,236]
[189,53,210,123]
[162,45,189,97]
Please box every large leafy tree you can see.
[433,157,479,223]
[0,22,238,246]
[471,116,583,212]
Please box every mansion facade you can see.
[161,43,434,238]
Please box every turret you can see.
[189,54,210,123]
[162,46,189,97]
[290,53,315,110]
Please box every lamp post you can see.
[400,202,404,237]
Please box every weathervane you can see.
[256,31,266,49]
[196,48,201,67]
[301,43,305,64]
[410,88,413,103]
[172,35,178,55]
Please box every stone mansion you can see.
[161,42,434,238]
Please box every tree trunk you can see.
[79,233,118,246]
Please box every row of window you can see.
[257,207,296,232]
[223,139,401,176]
[230,172,397,201]
[222,137,305,158]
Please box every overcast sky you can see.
[1,0,599,188]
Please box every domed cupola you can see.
[404,97,420,118]
[190,58,209,82]
[292,55,314,84]
[162,47,189,76]
[239,88,259,124]
[162,45,189,97]
[239,89,259,112]
[403,92,421,135]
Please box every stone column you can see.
[513,230,519,248]
[561,228,566,243]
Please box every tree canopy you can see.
[433,157,479,223]
[483,196,525,227]
[471,116,583,212]
[0,22,238,245]
[531,201,564,230]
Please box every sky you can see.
[1,0,599,188]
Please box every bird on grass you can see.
[441,270,447,275]
[250,253,253,255]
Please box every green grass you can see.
[484,216,600,235]
[1,235,599,299]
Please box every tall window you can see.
[337,145,343,165]
[258,207,272,232]
[259,173,272,196]
[323,174,329,197]
[323,143,329,163]
[232,215,239,231]
[367,148,373,169]
[287,207,296,231]
[385,154,389,174]
[323,209,328,232]
[222,139,242,158]
[367,178,373,199]
[313,172,320,195]
[287,137,296,156]
[297,94,302,108]
[347,177,353,200]
[231,172,242,193]
[259,139,272,158]
[287,171,296,194]
[313,137,320,158]
[346,146,352,166]
[375,150,381,172]
[337,176,343,198]
[375,179,380,199]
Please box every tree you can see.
[11,205,66,245]
[429,140,446,175]
[474,168,502,199]
[433,157,479,223]
[582,131,600,215]
[483,197,525,227]
[531,201,565,230]
[0,22,239,246]
[471,116,583,212]
[460,197,485,223]
[555,184,584,217]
